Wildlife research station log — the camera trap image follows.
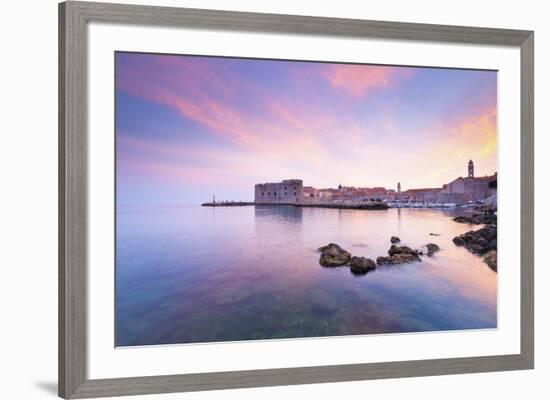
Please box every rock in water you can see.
[318,243,351,267]
[453,215,475,224]
[452,236,465,246]
[426,243,440,257]
[390,236,401,244]
[349,256,376,275]
[318,243,346,254]
[376,256,393,265]
[319,253,348,266]
[388,245,418,257]
[483,250,497,271]
[377,245,422,264]
[453,213,497,225]
[452,225,497,255]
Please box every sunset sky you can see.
[116,52,497,205]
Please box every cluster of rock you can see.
[474,204,496,213]
[376,242,440,265]
[318,237,441,276]
[318,243,376,275]
[453,213,497,225]
[452,225,497,271]
[377,244,420,265]
[453,206,497,225]
[318,243,352,267]
[452,225,497,254]
[451,203,498,271]
[483,250,497,272]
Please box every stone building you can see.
[254,179,304,204]
[390,160,496,205]
[252,161,496,207]
[440,174,496,203]
[315,188,337,200]
[436,159,496,202]
[401,188,442,204]
[302,186,317,201]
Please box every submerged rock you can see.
[318,243,351,267]
[390,236,401,244]
[349,256,376,275]
[483,250,497,271]
[426,243,440,257]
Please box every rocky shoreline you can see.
[451,205,498,271]
[318,237,440,276]
[453,213,496,225]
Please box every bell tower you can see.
[397,182,401,193]
[468,160,474,178]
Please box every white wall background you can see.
[0,0,546,399]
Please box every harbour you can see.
[203,160,497,211]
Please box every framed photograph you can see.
[59,1,534,398]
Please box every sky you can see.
[116,52,497,205]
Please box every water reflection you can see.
[254,204,303,221]
[116,205,496,346]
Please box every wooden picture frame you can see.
[59,1,534,398]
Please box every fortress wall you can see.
[255,179,303,204]
[253,170,496,206]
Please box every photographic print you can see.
[115,52,497,347]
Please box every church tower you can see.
[397,182,401,193]
[468,160,474,178]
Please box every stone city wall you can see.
[254,179,304,204]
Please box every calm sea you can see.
[115,205,497,346]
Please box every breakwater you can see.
[201,201,389,210]
[201,201,254,207]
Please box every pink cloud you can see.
[117,59,260,145]
[157,91,258,145]
[322,65,413,97]
[118,55,383,149]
